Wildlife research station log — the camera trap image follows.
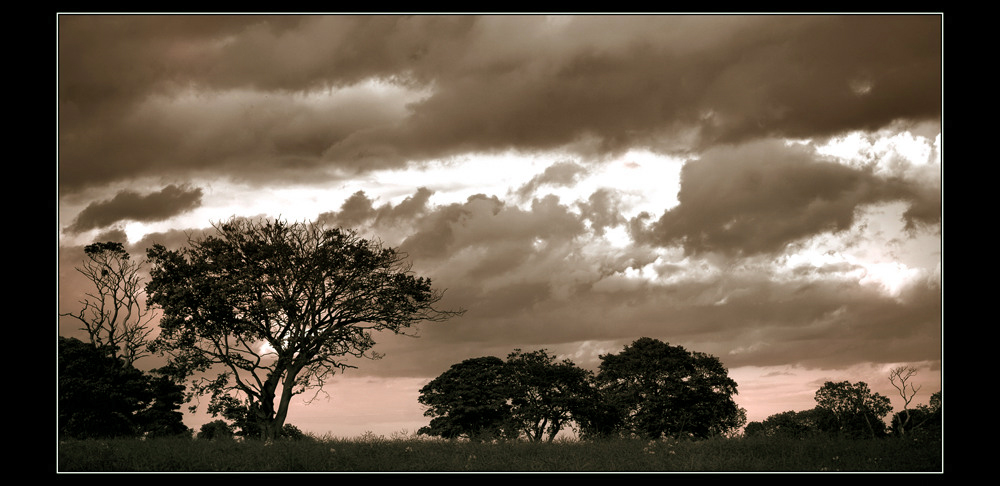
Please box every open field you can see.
[58,433,942,473]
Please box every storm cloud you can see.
[58,14,942,436]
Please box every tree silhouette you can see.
[418,356,514,441]
[60,242,154,366]
[887,365,922,436]
[590,337,746,440]
[146,218,463,440]
[814,380,892,439]
[504,349,593,442]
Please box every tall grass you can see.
[58,432,942,473]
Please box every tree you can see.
[59,336,153,439]
[592,337,746,440]
[59,242,190,439]
[145,218,463,441]
[417,356,515,441]
[504,349,593,442]
[58,336,190,439]
[891,390,941,439]
[197,419,234,440]
[814,380,892,439]
[887,365,922,436]
[60,242,154,366]
[136,371,192,439]
[743,407,838,439]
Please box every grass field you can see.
[57,431,943,473]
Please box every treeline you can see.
[58,221,941,444]
[745,384,941,440]
[418,337,746,442]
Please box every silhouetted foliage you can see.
[743,407,838,439]
[418,356,515,441]
[197,419,234,440]
[58,336,188,440]
[146,218,463,440]
[587,337,747,440]
[60,242,154,366]
[504,349,593,442]
[891,390,941,439]
[815,380,892,439]
[59,336,152,439]
[418,350,596,442]
[137,371,192,439]
[280,423,310,441]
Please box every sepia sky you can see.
[57,13,942,438]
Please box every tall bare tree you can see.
[888,365,922,436]
[61,242,154,366]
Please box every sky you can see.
[57,14,942,439]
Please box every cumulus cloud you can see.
[631,140,936,256]
[65,184,203,234]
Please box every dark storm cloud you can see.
[58,14,940,195]
[631,140,937,256]
[65,184,203,234]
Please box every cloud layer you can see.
[58,14,942,434]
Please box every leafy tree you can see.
[197,419,234,440]
[504,349,593,442]
[814,380,892,439]
[743,407,838,439]
[280,423,310,441]
[591,337,746,440]
[59,336,152,439]
[58,336,190,439]
[146,218,463,441]
[60,242,154,366]
[572,381,628,440]
[137,371,192,438]
[418,356,515,441]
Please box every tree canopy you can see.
[814,380,893,439]
[417,356,514,441]
[504,349,593,442]
[145,217,462,440]
[418,350,593,442]
[589,337,746,440]
[58,336,188,439]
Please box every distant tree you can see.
[504,349,593,442]
[887,365,922,436]
[197,419,234,440]
[58,336,152,439]
[891,390,941,439]
[743,407,838,439]
[146,218,463,441]
[136,371,192,439]
[814,380,892,439]
[592,337,746,440]
[417,356,515,441]
[280,423,310,441]
[60,242,154,366]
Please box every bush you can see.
[197,420,234,440]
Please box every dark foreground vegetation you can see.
[58,432,941,472]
